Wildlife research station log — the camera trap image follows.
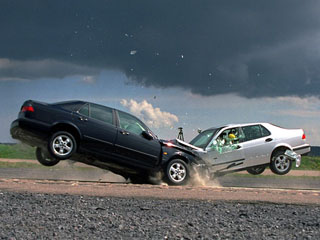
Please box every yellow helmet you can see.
[228,133,236,139]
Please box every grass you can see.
[0,161,44,168]
[293,156,320,171]
[0,160,97,171]
[0,144,319,171]
[0,144,36,159]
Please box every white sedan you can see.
[185,123,310,176]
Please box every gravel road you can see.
[1,191,319,240]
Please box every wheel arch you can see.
[50,122,82,145]
[270,144,292,161]
[165,153,194,167]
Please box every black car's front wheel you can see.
[48,131,77,160]
[165,159,190,186]
[36,147,60,166]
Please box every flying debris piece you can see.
[130,50,137,55]
[124,33,129,37]
[181,54,184,59]
[155,52,160,56]
[209,73,212,76]
[153,96,156,99]
[284,150,301,167]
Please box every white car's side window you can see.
[209,127,243,153]
[241,125,270,142]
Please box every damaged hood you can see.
[160,139,205,155]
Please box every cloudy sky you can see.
[1,0,320,145]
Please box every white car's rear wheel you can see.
[270,151,292,175]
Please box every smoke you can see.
[190,167,222,187]
[120,99,178,128]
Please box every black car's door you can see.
[114,110,161,167]
[75,103,117,154]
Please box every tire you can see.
[48,131,77,160]
[129,175,149,184]
[246,166,266,175]
[270,150,292,175]
[36,147,60,166]
[165,159,190,186]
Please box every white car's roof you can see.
[207,122,271,131]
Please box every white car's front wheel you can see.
[270,151,292,175]
[247,166,266,175]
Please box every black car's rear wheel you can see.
[270,151,292,175]
[36,147,60,166]
[246,166,266,175]
[165,159,190,186]
[48,131,77,160]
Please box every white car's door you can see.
[240,124,275,168]
[203,127,245,173]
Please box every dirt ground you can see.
[1,158,319,176]
[0,178,319,205]
[0,158,319,205]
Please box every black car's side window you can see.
[241,125,265,142]
[118,111,146,136]
[90,104,113,125]
[79,104,89,117]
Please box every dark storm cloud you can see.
[1,0,320,97]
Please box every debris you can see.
[130,50,137,55]
[284,150,301,167]
[139,206,151,211]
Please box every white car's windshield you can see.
[189,128,219,149]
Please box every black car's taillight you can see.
[21,106,35,112]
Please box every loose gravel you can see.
[0,191,319,240]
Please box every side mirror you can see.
[142,131,153,140]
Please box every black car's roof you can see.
[52,100,87,105]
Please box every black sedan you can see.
[10,100,202,185]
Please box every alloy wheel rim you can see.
[52,135,73,156]
[274,155,290,172]
[169,163,186,183]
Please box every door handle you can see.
[79,117,88,122]
[265,138,273,142]
[120,130,130,135]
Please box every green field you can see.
[0,144,319,171]
[0,144,36,159]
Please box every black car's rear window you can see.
[53,102,85,112]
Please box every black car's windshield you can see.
[189,128,219,149]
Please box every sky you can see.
[1,0,320,145]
